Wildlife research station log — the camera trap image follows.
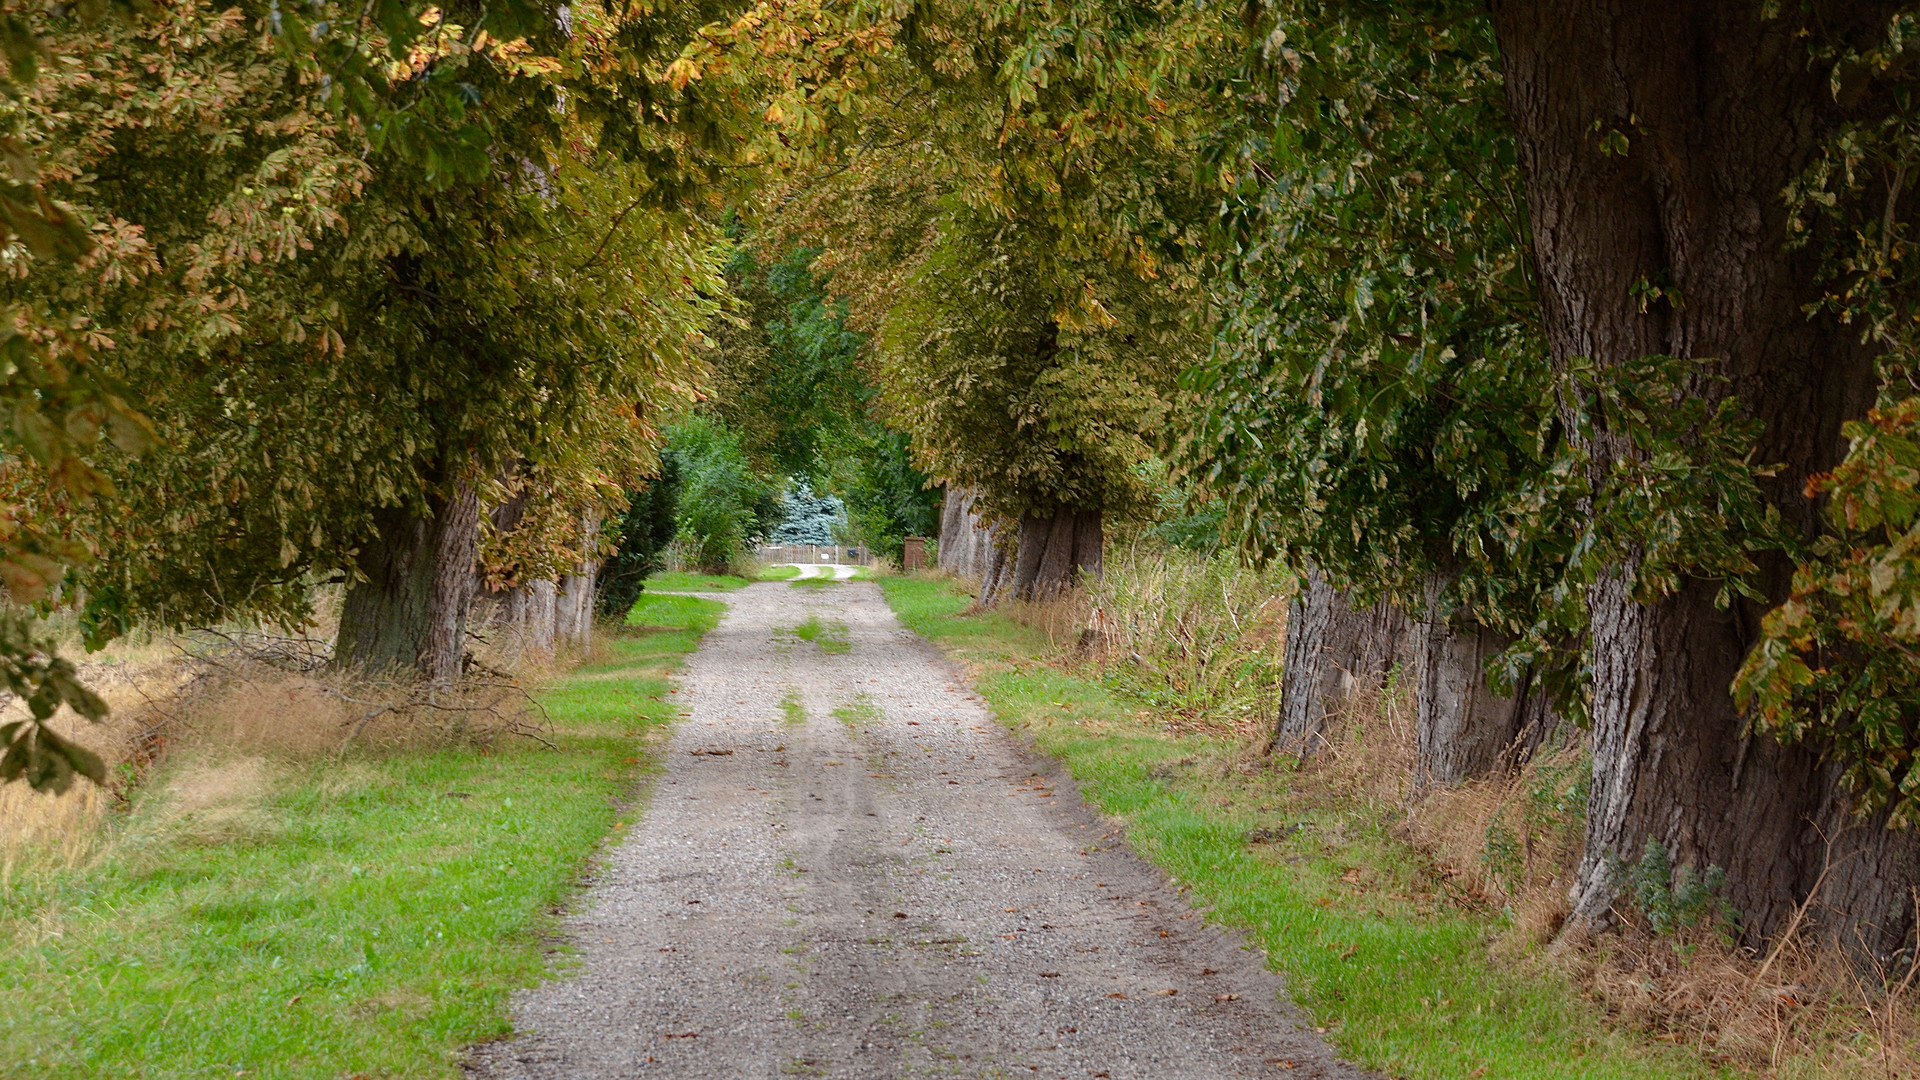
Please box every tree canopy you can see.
[10,0,1920,968]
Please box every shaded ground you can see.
[466,581,1376,1080]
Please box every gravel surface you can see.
[467,580,1378,1080]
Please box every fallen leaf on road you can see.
[1107,993,1128,999]
[1214,994,1239,1002]
[1038,972,1061,978]
[664,1032,698,1039]
[1153,989,1177,996]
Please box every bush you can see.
[665,415,780,572]
[595,458,682,622]
[836,429,938,565]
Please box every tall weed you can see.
[998,541,1920,1076]
[1007,544,1290,735]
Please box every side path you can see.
[467,580,1376,1080]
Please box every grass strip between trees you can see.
[0,592,723,1079]
[881,574,1723,1080]
[639,570,760,592]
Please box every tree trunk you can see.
[500,578,558,660]
[1009,508,1102,601]
[939,487,972,578]
[1411,575,1558,793]
[976,538,1013,608]
[1489,0,1910,953]
[939,486,1006,586]
[336,476,482,682]
[554,510,599,648]
[1272,566,1409,757]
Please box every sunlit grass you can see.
[881,575,1724,1080]
[0,592,723,1079]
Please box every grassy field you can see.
[0,592,722,1080]
[881,574,1723,1080]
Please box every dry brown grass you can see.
[0,652,181,881]
[1012,548,1920,1078]
[2,620,551,883]
[1305,686,1920,1077]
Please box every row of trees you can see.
[750,0,1920,962]
[0,0,788,788]
[9,0,1920,967]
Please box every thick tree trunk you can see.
[336,476,482,682]
[1411,575,1558,793]
[1009,508,1102,601]
[554,511,599,648]
[939,486,1005,585]
[1489,0,1910,953]
[939,487,972,578]
[1272,566,1409,757]
[500,579,558,659]
[976,539,1014,608]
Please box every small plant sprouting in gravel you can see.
[777,614,851,654]
[833,694,885,730]
[781,687,806,725]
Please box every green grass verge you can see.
[880,575,1723,1080]
[758,564,802,581]
[642,570,756,592]
[0,591,722,1079]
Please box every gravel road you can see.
[467,580,1378,1080]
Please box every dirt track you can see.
[467,579,1376,1080]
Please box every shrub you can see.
[665,415,780,572]
[595,458,682,622]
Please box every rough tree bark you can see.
[938,487,1005,584]
[1410,574,1558,793]
[336,475,483,682]
[1488,0,1913,953]
[1272,566,1409,757]
[499,579,558,659]
[1008,508,1102,601]
[939,487,970,577]
[976,540,1014,608]
[554,510,599,648]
